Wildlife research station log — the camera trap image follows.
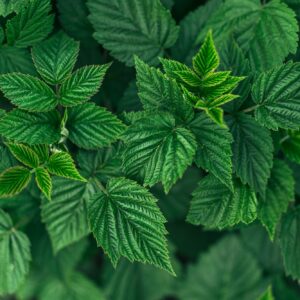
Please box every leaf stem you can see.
[94,178,108,195]
[242,105,259,113]
[280,135,290,144]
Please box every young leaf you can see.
[41,178,93,253]
[252,62,300,130]
[6,0,54,48]
[32,31,79,85]
[258,160,295,240]
[30,144,49,163]
[189,113,233,190]
[87,0,179,66]
[227,113,274,197]
[258,286,275,300]
[67,103,126,149]
[135,57,194,123]
[46,151,86,182]
[179,235,263,300]
[88,177,174,274]
[187,175,257,229]
[35,167,52,200]
[0,73,57,112]
[279,207,300,280]
[193,30,219,77]
[59,64,110,106]
[0,209,31,294]
[123,112,197,193]
[0,166,31,198]
[0,109,61,145]
[7,143,40,168]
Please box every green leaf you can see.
[123,112,197,193]
[171,0,222,63]
[227,113,274,197]
[35,167,52,200]
[0,47,36,75]
[205,107,224,127]
[7,143,39,168]
[0,109,60,145]
[187,175,257,229]
[67,103,126,149]
[88,177,174,274]
[46,151,86,182]
[32,31,79,85]
[258,160,295,240]
[201,0,299,71]
[6,0,54,48]
[41,178,93,253]
[279,207,300,279]
[281,130,300,163]
[87,0,179,66]
[59,64,110,106]
[252,62,300,130]
[190,113,233,190]
[193,30,219,77]
[39,272,105,300]
[0,73,57,112]
[135,56,194,123]
[0,209,31,294]
[0,166,31,198]
[0,0,29,17]
[30,144,49,163]
[179,235,263,300]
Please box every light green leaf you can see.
[281,130,300,163]
[179,235,263,300]
[32,31,79,85]
[0,109,60,145]
[189,113,233,190]
[87,0,179,66]
[0,0,29,17]
[59,64,110,106]
[252,62,300,130]
[200,0,298,71]
[0,166,31,198]
[46,151,86,182]
[193,30,219,77]
[227,113,274,197]
[40,272,105,300]
[187,175,257,229]
[0,73,57,112]
[173,70,202,87]
[123,112,197,193]
[258,160,295,240]
[135,56,194,123]
[0,47,36,75]
[6,0,54,48]
[88,177,174,274]
[258,286,274,300]
[205,107,224,127]
[30,144,49,163]
[67,103,126,149]
[35,167,52,200]
[0,209,31,294]
[7,143,39,168]
[279,207,300,280]
[201,71,231,88]
[41,178,93,253]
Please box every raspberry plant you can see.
[0,0,300,299]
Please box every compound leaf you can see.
[32,31,79,85]
[0,73,57,112]
[88,177,174,274]
[59,64,110,106]
[0,209,31,294]
[87,0,179,66]
[67,103,126,149]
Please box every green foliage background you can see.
[0,0,300,299]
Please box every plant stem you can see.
[94,178,108,195]
[242,105,259,113]
[280,135,290,144]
